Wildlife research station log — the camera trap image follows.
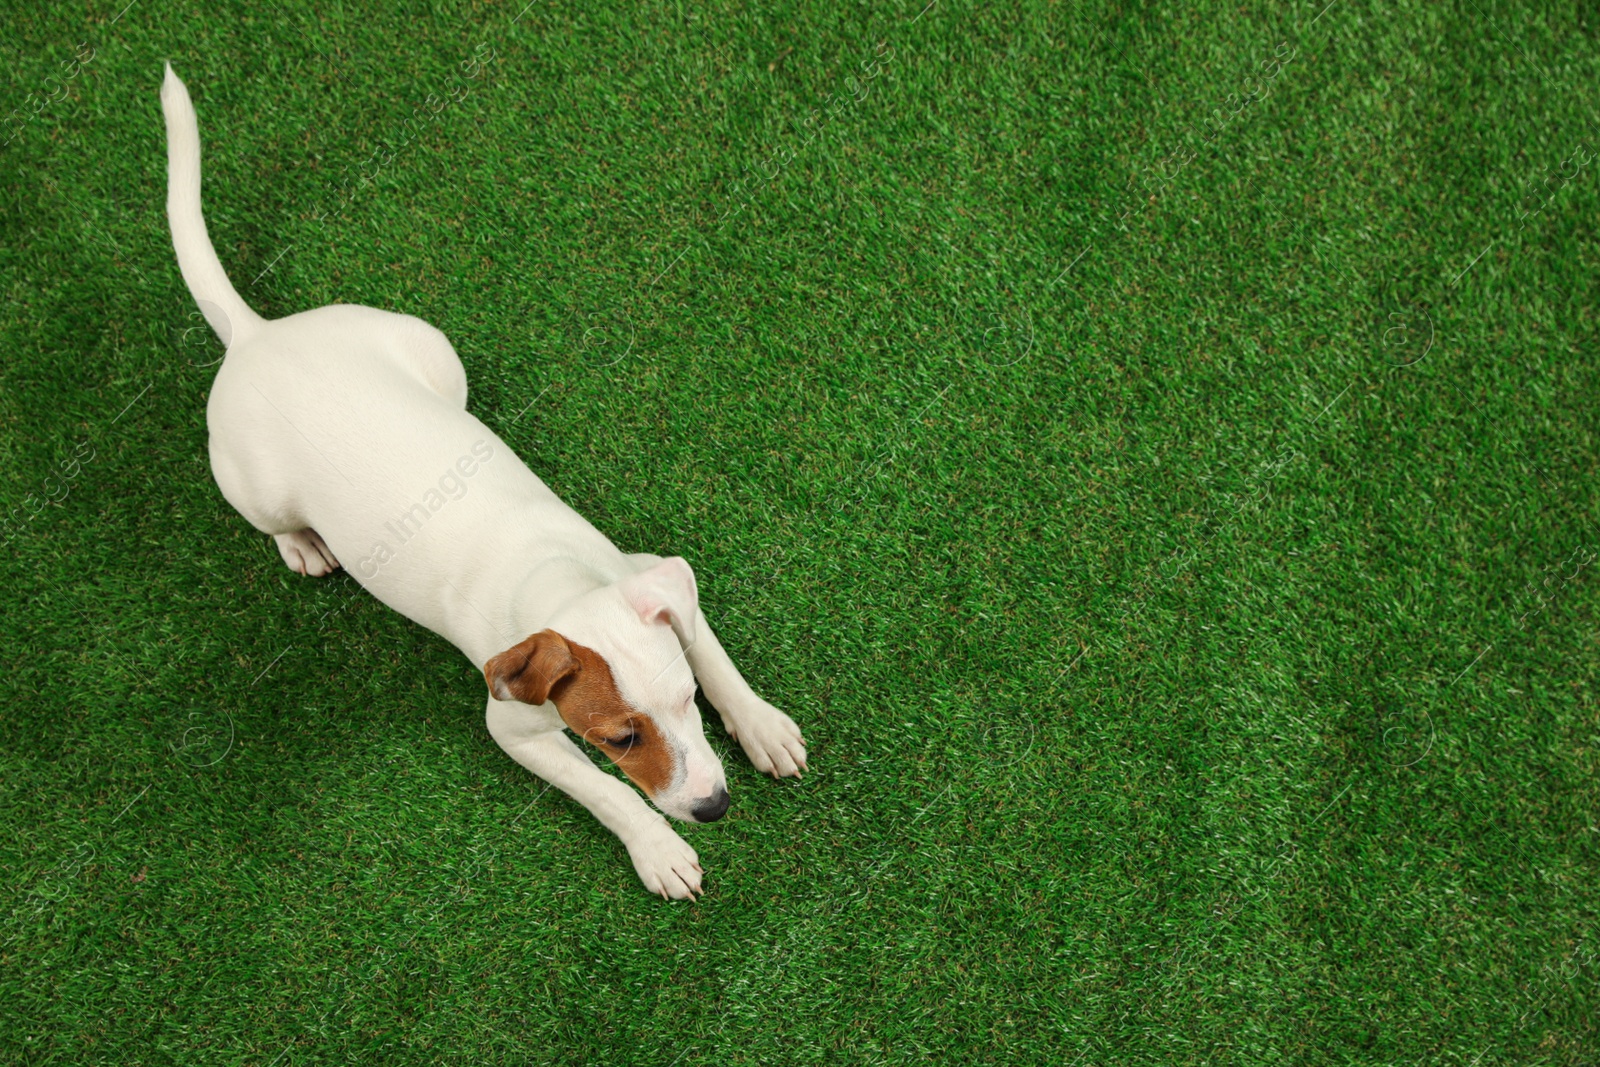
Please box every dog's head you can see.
[482,556,730,822]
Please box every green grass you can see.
[2,0,1599,1062]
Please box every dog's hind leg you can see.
[274,528,341,576]
[210,439,340,576]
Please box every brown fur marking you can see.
[483,629,577,705]
[485,631,677,797]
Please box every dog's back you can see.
[206,303,481,537]
[162,65,607,661]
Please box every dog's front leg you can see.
[485,699,703,899]
[684,608,808,779]
[621,552,807,777]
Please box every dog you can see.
[160,64,806,900]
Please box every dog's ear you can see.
[484,629,579,705]
[616,556,698,645]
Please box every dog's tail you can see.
[161,63,263,347]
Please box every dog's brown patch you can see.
[484,630,576,705]
[484,630,676,796]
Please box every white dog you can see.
[161,64,806,900]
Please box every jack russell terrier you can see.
[160,64,806,900]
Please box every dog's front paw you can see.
[626,822,703,901]
[724,698,808,779]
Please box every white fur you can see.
[161,64,806,900]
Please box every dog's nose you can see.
[691,786,730,822]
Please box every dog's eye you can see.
[604,732,640,751]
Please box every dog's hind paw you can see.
[274,528,341,577]
[725,698,808,779]
[627,823,703,901]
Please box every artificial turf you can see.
[2,0,1599,1062]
